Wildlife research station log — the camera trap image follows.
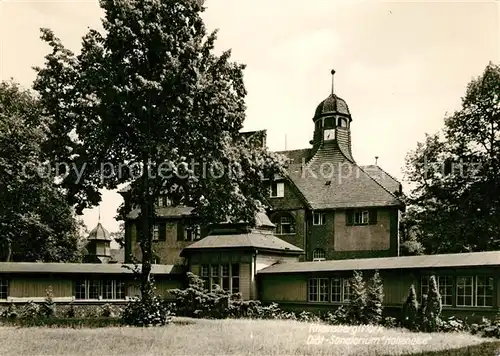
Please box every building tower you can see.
[310,69,354,162]
[85,222,112,263]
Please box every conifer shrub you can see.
[423,275,442,332]
[346,270,367,324]
[365,270,384,325]
[402,284,420,331]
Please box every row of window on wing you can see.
[200,264,240,294]
[150,223,201,242]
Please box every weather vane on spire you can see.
[331,69,336,95]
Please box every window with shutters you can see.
[346,209,377,226]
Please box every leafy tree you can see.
[110,222,125,248]
[402,284,420,331]
[403,62,500,254]
[0,80,84,262]
[34,0,286,298]
[422,275,442,332]
[365,270,384,324]
[347,270,367,324]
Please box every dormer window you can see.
[270,182,284,198]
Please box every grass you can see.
[0,317,495,356]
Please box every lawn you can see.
[0,317,494,356]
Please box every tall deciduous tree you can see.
[0,80,84,262]
[403,62,500,254]
[34,0,286,297]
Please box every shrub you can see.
[20,301,40,319]
[365,270,384,325]
[381,316,399,328]
[346,270,367,324]
[40,286,56,318]
[439,316,469,333]
[66,303,76,318]
[121,281,173,327]
[100,303,113,318]
[1,303,17,320]
[422,275,442,332]
[324,306,348,325]
[402,284,420,331]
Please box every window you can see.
[331,278,342,302]
[156,196,172,207]
[354,211,369,225]
[153,225,160,241]
[0,279,8,299]
[231,263,240,294]
[312,249,326,261]
[186,225,201,241]
[338,117,348,128]
[272,213,296,235]
[308,278,329,302]
[439,276,453,306]
[324,117,335,129]
[201,264,240,293]
[270,182,284,198]
[456,276,474,307]
[74,279,126,300]
[313,212,327,226]
[476,276,494,307]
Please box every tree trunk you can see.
[139,160,153,299]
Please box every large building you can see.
[120,72,404,265]
[0,73,497,321]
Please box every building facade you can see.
[120,76,404,265]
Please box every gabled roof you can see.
[361,165,401,195]
[0,262,184,275]
[258,250,500,274]
[181,229,303,256]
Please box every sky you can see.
[1,0,499,235]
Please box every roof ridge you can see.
[362,164,401,185]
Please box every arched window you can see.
[312,249,326,261]
[324,117,335,129]
[272,213,296,235]
[338,117,348,128]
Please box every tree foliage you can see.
[403,62,500,254]
[347,270,367,324]
[422,275,442,332]
[34,0,286,296]
[0,80,83,262]
[402,284,420,331]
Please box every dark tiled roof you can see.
[87,223,112,241]
[275,148,311,165]
[283,144,402,209]
[361,165,401,195]
[126,206,194,219]
[0,262,184,275]
[181,229,303,254]
[314,94,351,118]
[258,250,500,274]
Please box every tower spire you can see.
[98,206,101,223]
[331,69,336,95]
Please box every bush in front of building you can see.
[422,275,442,332]
[40,287,56,318]
[120,281,173,327]
[346,270,367,324]
[365,270,384,325]
[402,284,420,331]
